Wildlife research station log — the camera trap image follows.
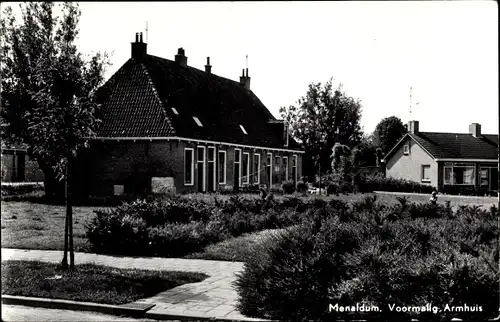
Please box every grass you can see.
[1,202,107,252]
[1,260,208,305]
[185,228,288,262]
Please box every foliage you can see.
[1,182,44,196]
[281,180,296,194]
[0,2,110,199]
[296,181,308,194]
[373,116,407,154]
[235,197,499,321]
[280,79,363,177]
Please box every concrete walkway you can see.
[1,248,264,321]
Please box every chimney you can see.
[469,123,481,138]
[131,32,147,60]
[205,57,212,74]
[239,68,251,89]
[175,48,188,67]
[408,120,419,134]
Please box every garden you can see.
[81,192,499,321]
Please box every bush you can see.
[281,180,295,194]
[360,174,435,194]
[296,181,308,194]
[235,217,364,321]
[1,182,44,196]
[236,202,499,321]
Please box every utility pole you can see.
[145,21,148,43]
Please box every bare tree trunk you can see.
[61,177,69,269]
[68,156,74,268]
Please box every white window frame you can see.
[267,152,273,187]
[421,165,431,183]
[197,146,206,191]
[443,165,476,185]
[208,146,216,191]
[193,116,203,127]
[235,148,242,188]
[254,153,261,185]
[243,152,250,184]
[403,145,409,155]
[240,124,248,135]
[283,156,289,181]
[218,150,227,184]
[293,155,298,183]
[184,148,195,186]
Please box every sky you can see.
[3,1,499,135]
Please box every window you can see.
[240,125,248,135]
[292,155,298,183]
[218,151,227,184]
[243,152,250,184]
[184,148,194,185]
[193,116,203,127]
[208,147,216,191]
[421,165,431,182]
[444,165,475,185]
[283,156,289,181]
[266,153,273,187]
[235,149,242,187]
[480,168,489,186]
[274,156,280,173]
[403,145,409,155]
[171,107,179,115]
[254,153,261,184]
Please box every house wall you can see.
[385,137,438,187]
[437,161,498,192]
[80,139,303,197]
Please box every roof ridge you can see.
[420,131,498,136]
[138,61,176,136]
[146,54,245,88]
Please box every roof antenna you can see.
[145,21,148,43]
[245,55,248,76]
[409,86,412,120]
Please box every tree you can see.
[1,2,110,268]
[280,78,363,178]
[373,116,407,154]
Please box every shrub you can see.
[1,182,44,196]
[235,218,364,321]
[296,181,308,194]
[281,180,296,194]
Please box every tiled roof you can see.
[95,54,302,151]
[386,131,498,160]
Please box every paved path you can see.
[1,248,263,321]
[1,304,161,322]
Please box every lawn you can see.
[185,228,289,262]
[1,260,207,305]
[1,202,104,252]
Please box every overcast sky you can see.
[4,1,499,135]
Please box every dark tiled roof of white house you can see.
[95,32,302,151]
[384,121,498,161]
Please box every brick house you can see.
[1,143,44,183]
[382,120,498,194]
[75,32,304,197]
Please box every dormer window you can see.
[240,124,248,135]
[403,144,409,155]
[193,116,203,127]
[171,108,179,115]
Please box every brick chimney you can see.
[469,123,481,138]
[131,32,147,60]
[175,48,188,67]
[408,120,419,134]
[239,68,250,89]
[205,57,212,74]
